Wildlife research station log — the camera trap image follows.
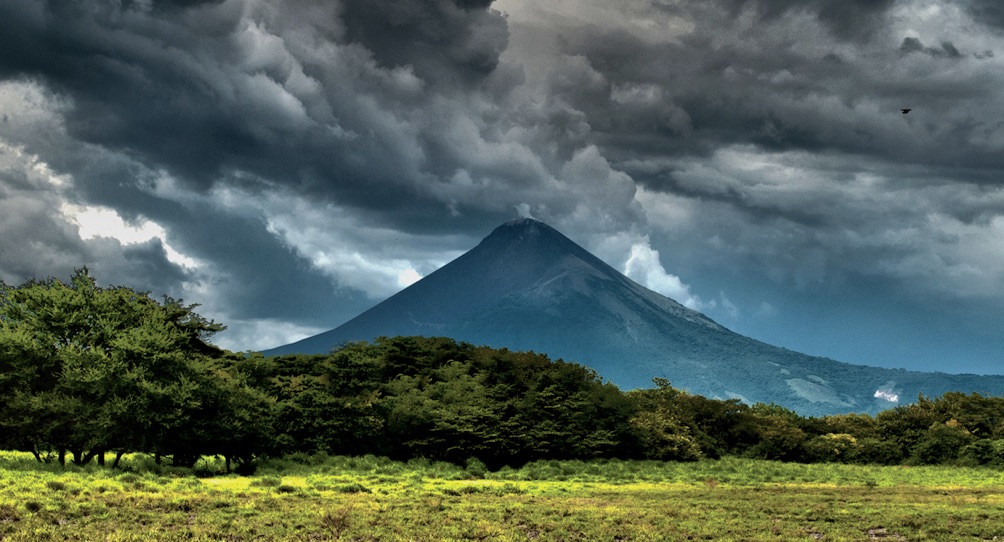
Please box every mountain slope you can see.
[264,219,1004,416]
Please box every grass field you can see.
[2,452,1003,541]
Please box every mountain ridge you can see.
[264,218,1004,416]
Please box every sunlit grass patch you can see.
[3,452,1004,540]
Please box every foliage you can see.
[0,269,268,469]
[5,270,1004,472]
[804,433,858,463]
[257,337,636,467]
[626,380,702,461]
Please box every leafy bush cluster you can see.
[3,270,1004,472]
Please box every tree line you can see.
[3,269,1004,472]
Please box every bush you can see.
[234,459,258,476]
[804,434,858,463]
[45,480,67,491]
[335,483,371,493]
[957,439,1004,466]
[846,438,903,465]
[465,457,488,478]
[909,420,975,465]
[251,475,283,488]
[0,504,19,522]
[118,473,140,484]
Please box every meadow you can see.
[2,452,1004,541]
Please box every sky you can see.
[2,0,1004,375]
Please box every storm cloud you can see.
[2,0,1004,374]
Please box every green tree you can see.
[804,433,858,463]
[909,419,976,465]
[876,396,940,460]
[0,268,228,465]
[627,380,703,461]
[819,413,881,441]
[629,409,703,461]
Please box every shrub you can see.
[250,476,283,488]
[0,504,19,522]
[846,438,903,465]
[804,434,858,463]
[955,439,995,465]
[335,483,371,493]
[909,420,975,465]
[45,480,67,491]
[118,473,140,484]
[465,457,488,479]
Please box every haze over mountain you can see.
[265,219,1004,416]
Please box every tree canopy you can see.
[0,268,267,469]
[3,269,1004,472]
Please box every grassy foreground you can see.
[2,452,1004,541]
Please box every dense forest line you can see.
[3,269,1004,473]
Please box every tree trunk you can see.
[58,448,66,466]
[81,449,102,466]
[225,455,232,474]
[112,451,125,469]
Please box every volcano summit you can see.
[265,219,1004,416]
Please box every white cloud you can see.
[208,185,457,300]
[60,203,199,269]
[210,317,329,353]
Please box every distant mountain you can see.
[264,218,1004,416]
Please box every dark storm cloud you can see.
[900,37,964,58]
[720,0,897,41]
[965,0,1004,31]
[4,0,1004,368]
[536,0,1004,205]
[0,0,516,233]
[0,0,550,349]
[340,0,508,84]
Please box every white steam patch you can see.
[874,389,900,403]
[623,241,702,309]
[397,268,423,288]
[515,202,534,219]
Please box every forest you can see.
[3,269,1004,474]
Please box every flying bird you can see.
[901,108,912,114]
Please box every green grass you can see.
[2,451,1004,540]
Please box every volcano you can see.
[264,218,1004,415]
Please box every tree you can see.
[0,268,228,465]
[909,419,976,465]
[875,396,940,459]
[627,380,703,461]
[629,409,703,461]
[804,433,858,463]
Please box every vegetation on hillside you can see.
[4,269,1004,473]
